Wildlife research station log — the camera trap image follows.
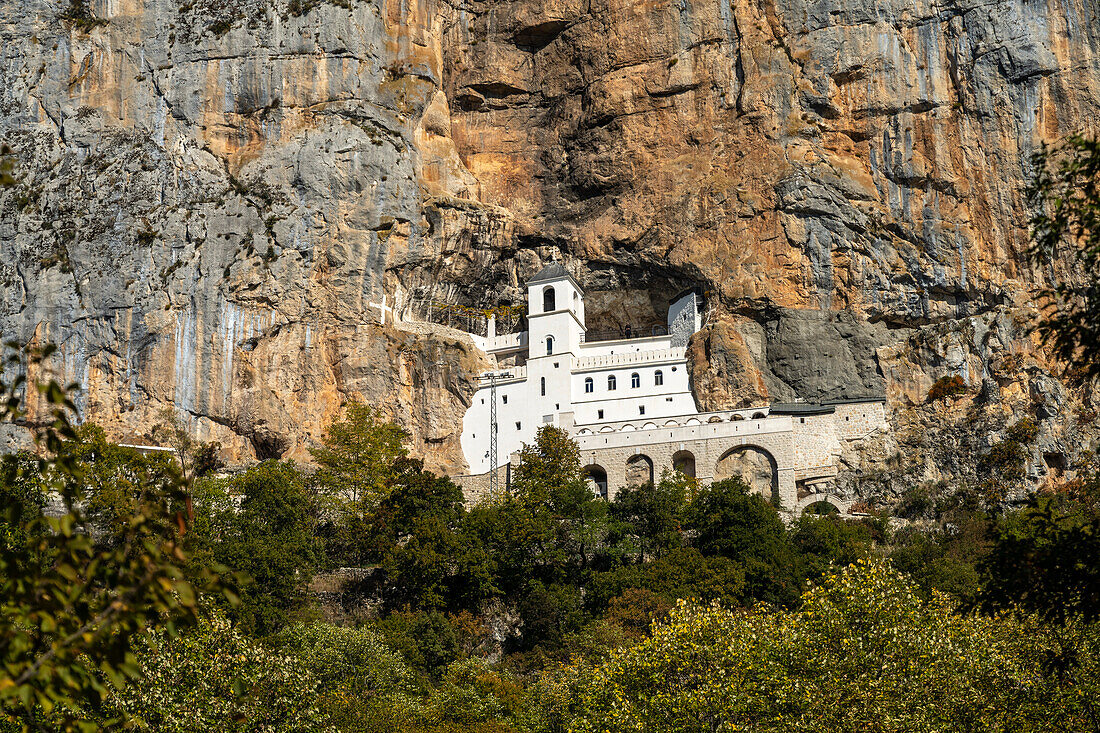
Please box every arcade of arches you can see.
[585,445,783,503]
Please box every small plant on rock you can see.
[927,375,968,403]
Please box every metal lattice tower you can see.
[479,371,512,497]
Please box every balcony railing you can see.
[581,324,669,343]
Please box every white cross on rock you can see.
[369,294,393,326]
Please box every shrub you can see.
[107,613,327,732]
[927,374,968,402]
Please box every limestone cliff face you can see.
[1,0,1098,488]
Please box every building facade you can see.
[460,263,701,477]
[456,265,888,515]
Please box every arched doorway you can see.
[803,500,840,516]
[584,464,608,499]
[672,450,696,478]
[715,445,779,502]
[625,454,654,487]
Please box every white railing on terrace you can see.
[573,348,685,370]
[572,407,773,433]
[482,331,528,352]
[479,365,527,384]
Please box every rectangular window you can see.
[597,409,604,420]
[639,405,645,415]
[502,395,508,404]
[516,422,522,430]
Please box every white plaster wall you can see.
[571,360,695,424]
[460,370,550,475]
[576,335,672,357]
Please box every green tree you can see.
[586,547,746,615]
[310,401,408,506]
[1027,134,1100,382]
[273,622,416,732]
[979,465,1100,623]
[685,478,803,606]
[104,613,327,732]
[0,345,214,730]
[790,514,872,580]
[610,473,688,561]
[571,559,1100,733]
[310,402,409,567]
[376,458,493,613]
[203,461,321,635]
[151,409,222,482]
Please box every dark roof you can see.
[820,396,887,405]
[527,262,583,291]
[768,402,836,416]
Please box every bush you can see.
[927,375,968,402]
[106,613,326,732]
[569,559,1100,733]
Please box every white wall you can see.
[460,274,708,475]
[570,361,696,425]
[460,369,561,476]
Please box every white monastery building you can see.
[461,264,700,474]
[457,264,888,515]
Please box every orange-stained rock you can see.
[0,0,1097,492]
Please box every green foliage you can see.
[570,559,1100,733]
[889,527,983,604]
[375,458,493,613]
[0,345,215,730]
[273,622,417,731]
[789,514,872,580]
[195,461,321,635]
[980,467,1100,623]
[685,478,803,606]
[151,409,222,481]
[587,548,746,615]
[58,0,107,30]
[927,374,968,402]
[310,402,408,567]
[60,424,178,542]
[105,613,326,732]
[311,401,408,507]
[1028,134,1100,383]
[609,473,688,561]
[376,610,470,681]
[0,146,17,188]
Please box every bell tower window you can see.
[543,286,556,312]
[545,336,554,355]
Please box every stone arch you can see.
[625,453,654,486]
[803,500,840,515]
[686,417,701,426]
[621,424,636,431]
[642,422,657,430]
[584,464,608,499]
[715,445,779,502]
[672,450,696,478]
[708,415,723,423]
[751,411,767,420]
[731,414,745,421]
[663,419,679,426]
[795,493,854,516]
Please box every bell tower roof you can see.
[527,262,584,293]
